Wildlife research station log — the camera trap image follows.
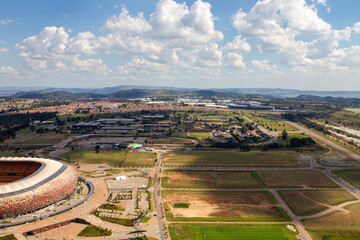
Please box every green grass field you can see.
[247,115,298,132]
[162,170,264,189]
[277,133,310,146]
[168,224,299,240]
[146,137,193,145]
[0,150,23,157]
[278,190,356,216]
[77,225,112,237]
[61,150,157,167]
[257,170,339,188]
[332,169,360,187]
[163,150,307,167]
[171,132,212,139]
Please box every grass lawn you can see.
[257,170,339,188]
[146,137,193,145]
[308,229,360,240]
[61,150,157,167]
[303,203,360,233]
[168,224,299,240]
[277,133,310,146]
[249,115,298,132]
[278,190,356,216]
[163,150,307,167]
[332,169,360,187]
[171,132,212,140]
[162,170,264,189]
[77,225,112,237]
[0,150,23,157]
[162,190,289,222]
[0,235,17,240]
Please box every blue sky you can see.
[0,0,360,90]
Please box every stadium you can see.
[0,157,78,219]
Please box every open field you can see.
[163,150,310,167]
[16,132,67,145]
[171,132,212,139]
[279,190,356,216]
[162,170,264,189]
[61,150,157,167]
[257,170,339,188]
[163,190,289,222]
[0,150,23,157]
[277,133,310,146]
[145,137,193,145]
[318,150,359,167]
[246,115,298,132]
[168,224,299,240]
[332,169,360,187]
[303,203,360,237]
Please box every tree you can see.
[95,145,100,153]
[282,129,288,140]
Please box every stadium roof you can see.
[0,157,65,196]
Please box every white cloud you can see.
[231,0,357,70]
[16,0,225,76]
[195,43,222,67]
[16,26,69,59]
[117,58,169,75]
[16,27,111,75]
[224,53,245,68]
[222,36,251,52]
[104,8,152,34]
[353,22,360,34]
[0,48,9,53]
[0,66,18,75]
[149,0,223,47]
[0,19,14,25]
[252,60,275,71]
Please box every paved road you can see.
[300,199,360,220]
[154,152,168,240]
[283,120,360,163]
[271,190,312,240]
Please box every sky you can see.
[0,0,360,90]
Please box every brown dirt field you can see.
[163,191,282,219]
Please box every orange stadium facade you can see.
[0,157,77,219]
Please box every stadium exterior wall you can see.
[0,158,77,219]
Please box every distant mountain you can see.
[294,94,360,103]
[11,91,103,100]
[5,85,360,99]
[10,89,272,100]
[211,88,360,98]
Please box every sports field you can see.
[257,170,339,188]
[278,190,356,216]
[163,150,308,167]
[168,224,299,240]
[61,150,157,167]
[332,169,360,187]
[162,190,289,222]
[162,170,264,189]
